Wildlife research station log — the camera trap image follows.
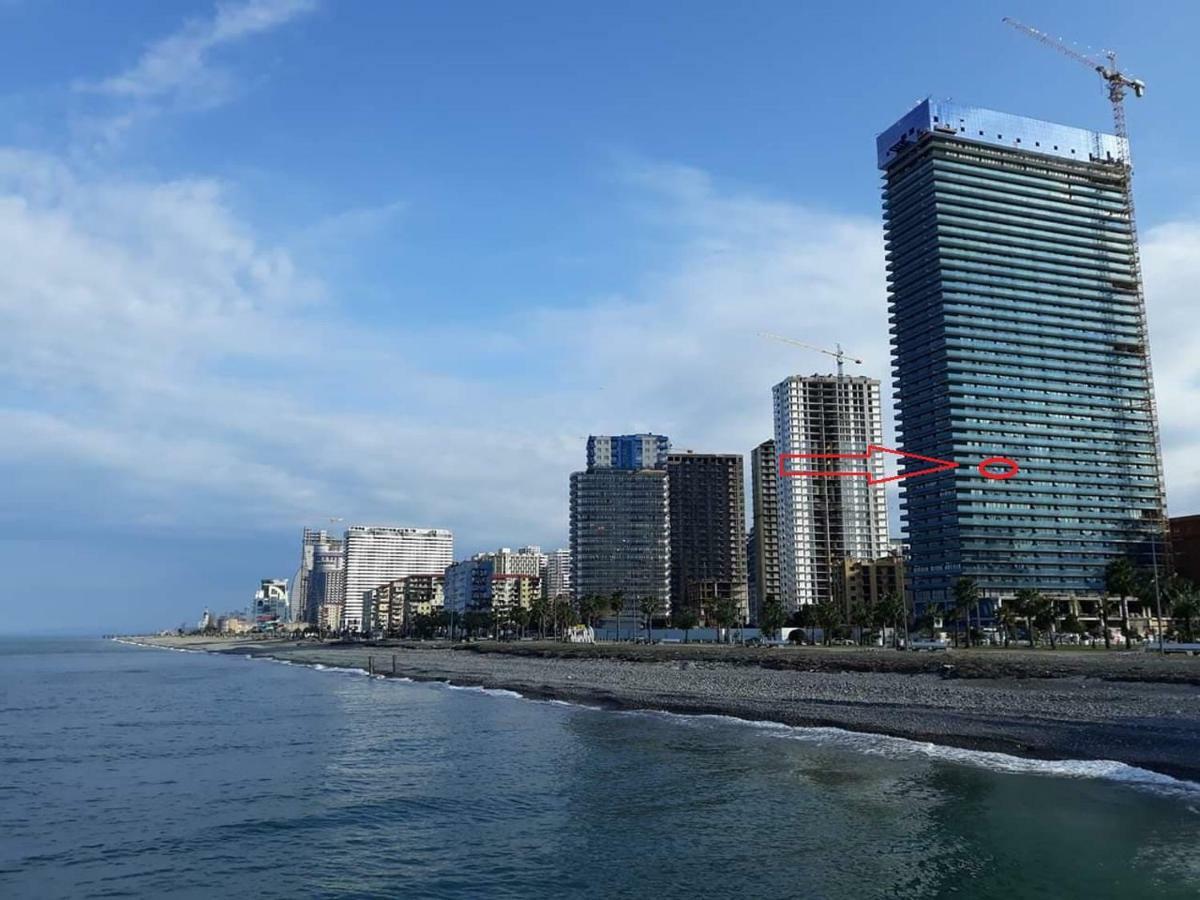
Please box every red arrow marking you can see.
[778,444,958,485]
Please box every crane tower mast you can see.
[1002,17,1169,592]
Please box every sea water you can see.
[2,638,1199,899]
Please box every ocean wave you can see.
[125,641,1200,801]
[438,683,524,699]
[632,709,1200,799]
[112,640,203,654]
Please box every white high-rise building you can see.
[544,548,571,600]
[342,526,454,632]
[772,375,889,611]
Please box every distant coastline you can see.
[124,635,1200,783]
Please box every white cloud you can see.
[1141,221,1200,516]
[80,0,316,101]
[70,0,317,143]
[0,150,887,551]
[1,146,1197,565]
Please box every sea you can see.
[2,638,1199,899]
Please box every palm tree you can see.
[575,594,599,630]
[1171,582,1200,642]
[814,598,841,646]
[996,601,1020,649]
[759,594,786,642]
[671,607,699,643]
[708,595,739,643]
[1031,593,1059,650]
[510,606,530,640]
[553,599,577,638]
[1105,558,1138,650]
[1061,612,1085,643]
[847,600,865,646]
[952,578,981,648]
[609,591,625,642]
[873,593,904,649]
[1013,589,1040,648]
[637,595,661,643]
[526,595,549,640]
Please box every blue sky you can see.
[2,0,1199,633]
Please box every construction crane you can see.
[758,332,862,377]
[1002,17,1144,148]
[1004,17,1169,650]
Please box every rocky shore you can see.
[130,636,1200,782]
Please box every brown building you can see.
[667,451,748,623]
[835,553,906,618]
[1171,515,1200,586]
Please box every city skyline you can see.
[6,2,1200,633]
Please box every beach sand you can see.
[130,636,1200,781]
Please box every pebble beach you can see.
[132,635,1200,782]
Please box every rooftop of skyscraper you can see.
[876,98,1126,169]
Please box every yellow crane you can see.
[758,332,862,377]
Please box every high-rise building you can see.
[342,526,454,632]
[307,537,344,625]
[666,451,748,623]
[878,99,1169,611]
[750,439,781,623]
[251,579,289,626]
[543,548,572,600]
[292,528,328,622]
[587,434,670,470]
[570,436,670,616]
[773,375,890,610]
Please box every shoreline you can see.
[125,636,1200,783]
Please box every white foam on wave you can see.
[438,683,524,699]
[542,697,604,711]
[113,639,203,653]
[632,709,1200,800]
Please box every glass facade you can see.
[878,100,1168,609]
[569,467,671,613]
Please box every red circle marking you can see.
[978,456,1019,480]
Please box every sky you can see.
[2,0,1200,634]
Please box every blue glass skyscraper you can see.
[878,100,1168,611]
